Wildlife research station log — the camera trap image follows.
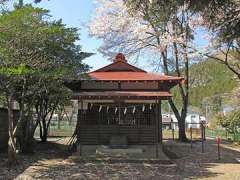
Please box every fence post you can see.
[201,122,204,153]
[216,137,221,160]
[190,127,193,149]
[203,123,206,141]
[172,127,175,140]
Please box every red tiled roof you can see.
[88,72,183,81]
[87,53,183,82]
[91,61,146,73]
[74,91,172,98]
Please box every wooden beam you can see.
[156,99,160,143]
[78,96,170,100]
[78,89,164,92]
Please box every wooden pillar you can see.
[155,99,159,158]
[98,102,101,144]
[137,103,141,144]
[159,99,162,144]
[77,99,83,141]
[155,98,163,158]
[77,99,83,155]
[118,101,121,135]
[155,99,162,144]
[157,81,163,144]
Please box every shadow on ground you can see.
[0,138,240,179]
[164,139,240,179]
[0,138,70,180]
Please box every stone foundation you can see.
[78,144,169,160]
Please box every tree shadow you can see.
[1,139,240,179]
[164,139,240,179]
[0,138,70,180]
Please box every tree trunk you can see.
[179,108,188,142]
[41,103,57,142]
[40,119,48,142]
[168,98,188,142]
[39,121,43,139]
[21,119,35,154]
[167,18,189,142]
[41,124,48,142]
[158,37,189,142]
[7,95,17,166]
[14,77,35,154]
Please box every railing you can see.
[205,128,240,142]
[34,120,77,137]
[162,122,206,141]
[162,122,240,143]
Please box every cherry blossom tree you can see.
[88,0,200,141]
[89,0,159,61]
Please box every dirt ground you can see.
[0,138,240,180]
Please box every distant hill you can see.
[169,59,239,111]
[189,59,239,107]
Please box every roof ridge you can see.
[90,60,146,73]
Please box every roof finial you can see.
[114,53,127,62]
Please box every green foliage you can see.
[208,113,224,129]
[214,109,240,137]
[203,0,239,43]
[190,59,238,107]
[171,59,238,109]
[0,5,91,98]
[0,64,33,75]
[0,6,92,149]
[226,109,240,133]
[215,113,227,128]
[0,5,90,78]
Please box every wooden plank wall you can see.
[77,103,157,145]
[78,125,156,145]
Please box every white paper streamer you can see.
[98,105,102,112]
[124,107,127,115]
[142,105,145,112]
[132,106,136,114]
[115,107,118,114]
[106,106,109,113]
[150,104,152,110]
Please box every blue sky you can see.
[7,0,208,72]
[25,0,108,71]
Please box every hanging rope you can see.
[87,104,154,114]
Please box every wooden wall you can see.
[78,125,156,145]
[77,104,157,145]
[81,81,159,90]
[0,108,19,151]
